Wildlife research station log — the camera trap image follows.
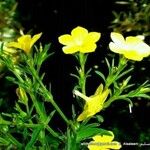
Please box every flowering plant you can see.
[0,26,150,149]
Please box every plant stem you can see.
[46,125,63,141]
[104,95,133,109]
[26,57,76,133]
[32,69,72,126]
[6,133,22,148]
[4,122,61,141]
[105,56,128,88]
[78,53,87,95]
[29,93,46,121]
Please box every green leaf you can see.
[34,43,53,66]
[45,134,60,150]
[94,115,104,123]
[80,123,99,129]
[117,67,133,80]
[72,104,76,120]
[95,71,106,83]
[66,128,80,150]
[0,137,9,145]
[25,125,43,150]
[119,97,133,107]
[6,76,16,83]
[123,83,135,91]
[45,110,56,125]
[133,94,150,99]
[5,133,23,148]
[37,101,47,121]
[76,124,111,142]
[111,58,115,68]
[86,68,92,78]
[70,73,79,80]
[105,57,111,74]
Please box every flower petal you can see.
[85,32,101,43]
[77,98,103,121]
[88,132,121,150]
[7,42,22,50]
[62,45,78,54]
[77,110,89,121]
[110,32,125,45]
[80,43,97,53]
[124,36,150,60]
[136,35,145,40]
[110,141,122,149]
[124,52,143,61]
[126,38,150,55]
[88,141,121,150]
[100,89,110,104]
[71,26,88,41]
[109,42,124,54]
[58,34,74,45]
[74,90,89,101]
[126,36,142,42]
[137,42,150,56]
[126,36,142,46]
[17,35,31,52]
[30,32,42,48]
[94,84,103,95]
[93,132,114,142]
[77,84,109,122]
[88,142,110,150]
[17,35,31,43]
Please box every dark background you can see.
[17,0,114,41]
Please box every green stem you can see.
[104,95,133,109]
[45,94,76,133]
[26,103,30,115]
[29,93,46,121]
[39,83,76,133]
[27,57,76,133]
[46,125,63,141]
[6,133,22,148]
[48,96,70,124]
[78,53,87,95]
[32,69,71,126]
[24,123,41,128]
[24,120,62,141]
[5,122,61,141]
[105,56,128,88]
[29,103,34,117]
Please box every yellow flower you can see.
[58,26,101,54]
[88,131,122,150]
[109,32,150,61]
[7,33,42,54]
[0,42,19,72]
[74,84,110,122]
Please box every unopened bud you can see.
[16,87,28,104]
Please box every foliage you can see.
[0,27,150,149]
[110,0,150,37]
[0,0,21,42]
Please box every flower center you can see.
[76,39,83,46]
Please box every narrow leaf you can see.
[117,67,133,80]
[95,71,106,83]
[25,125,43,150]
